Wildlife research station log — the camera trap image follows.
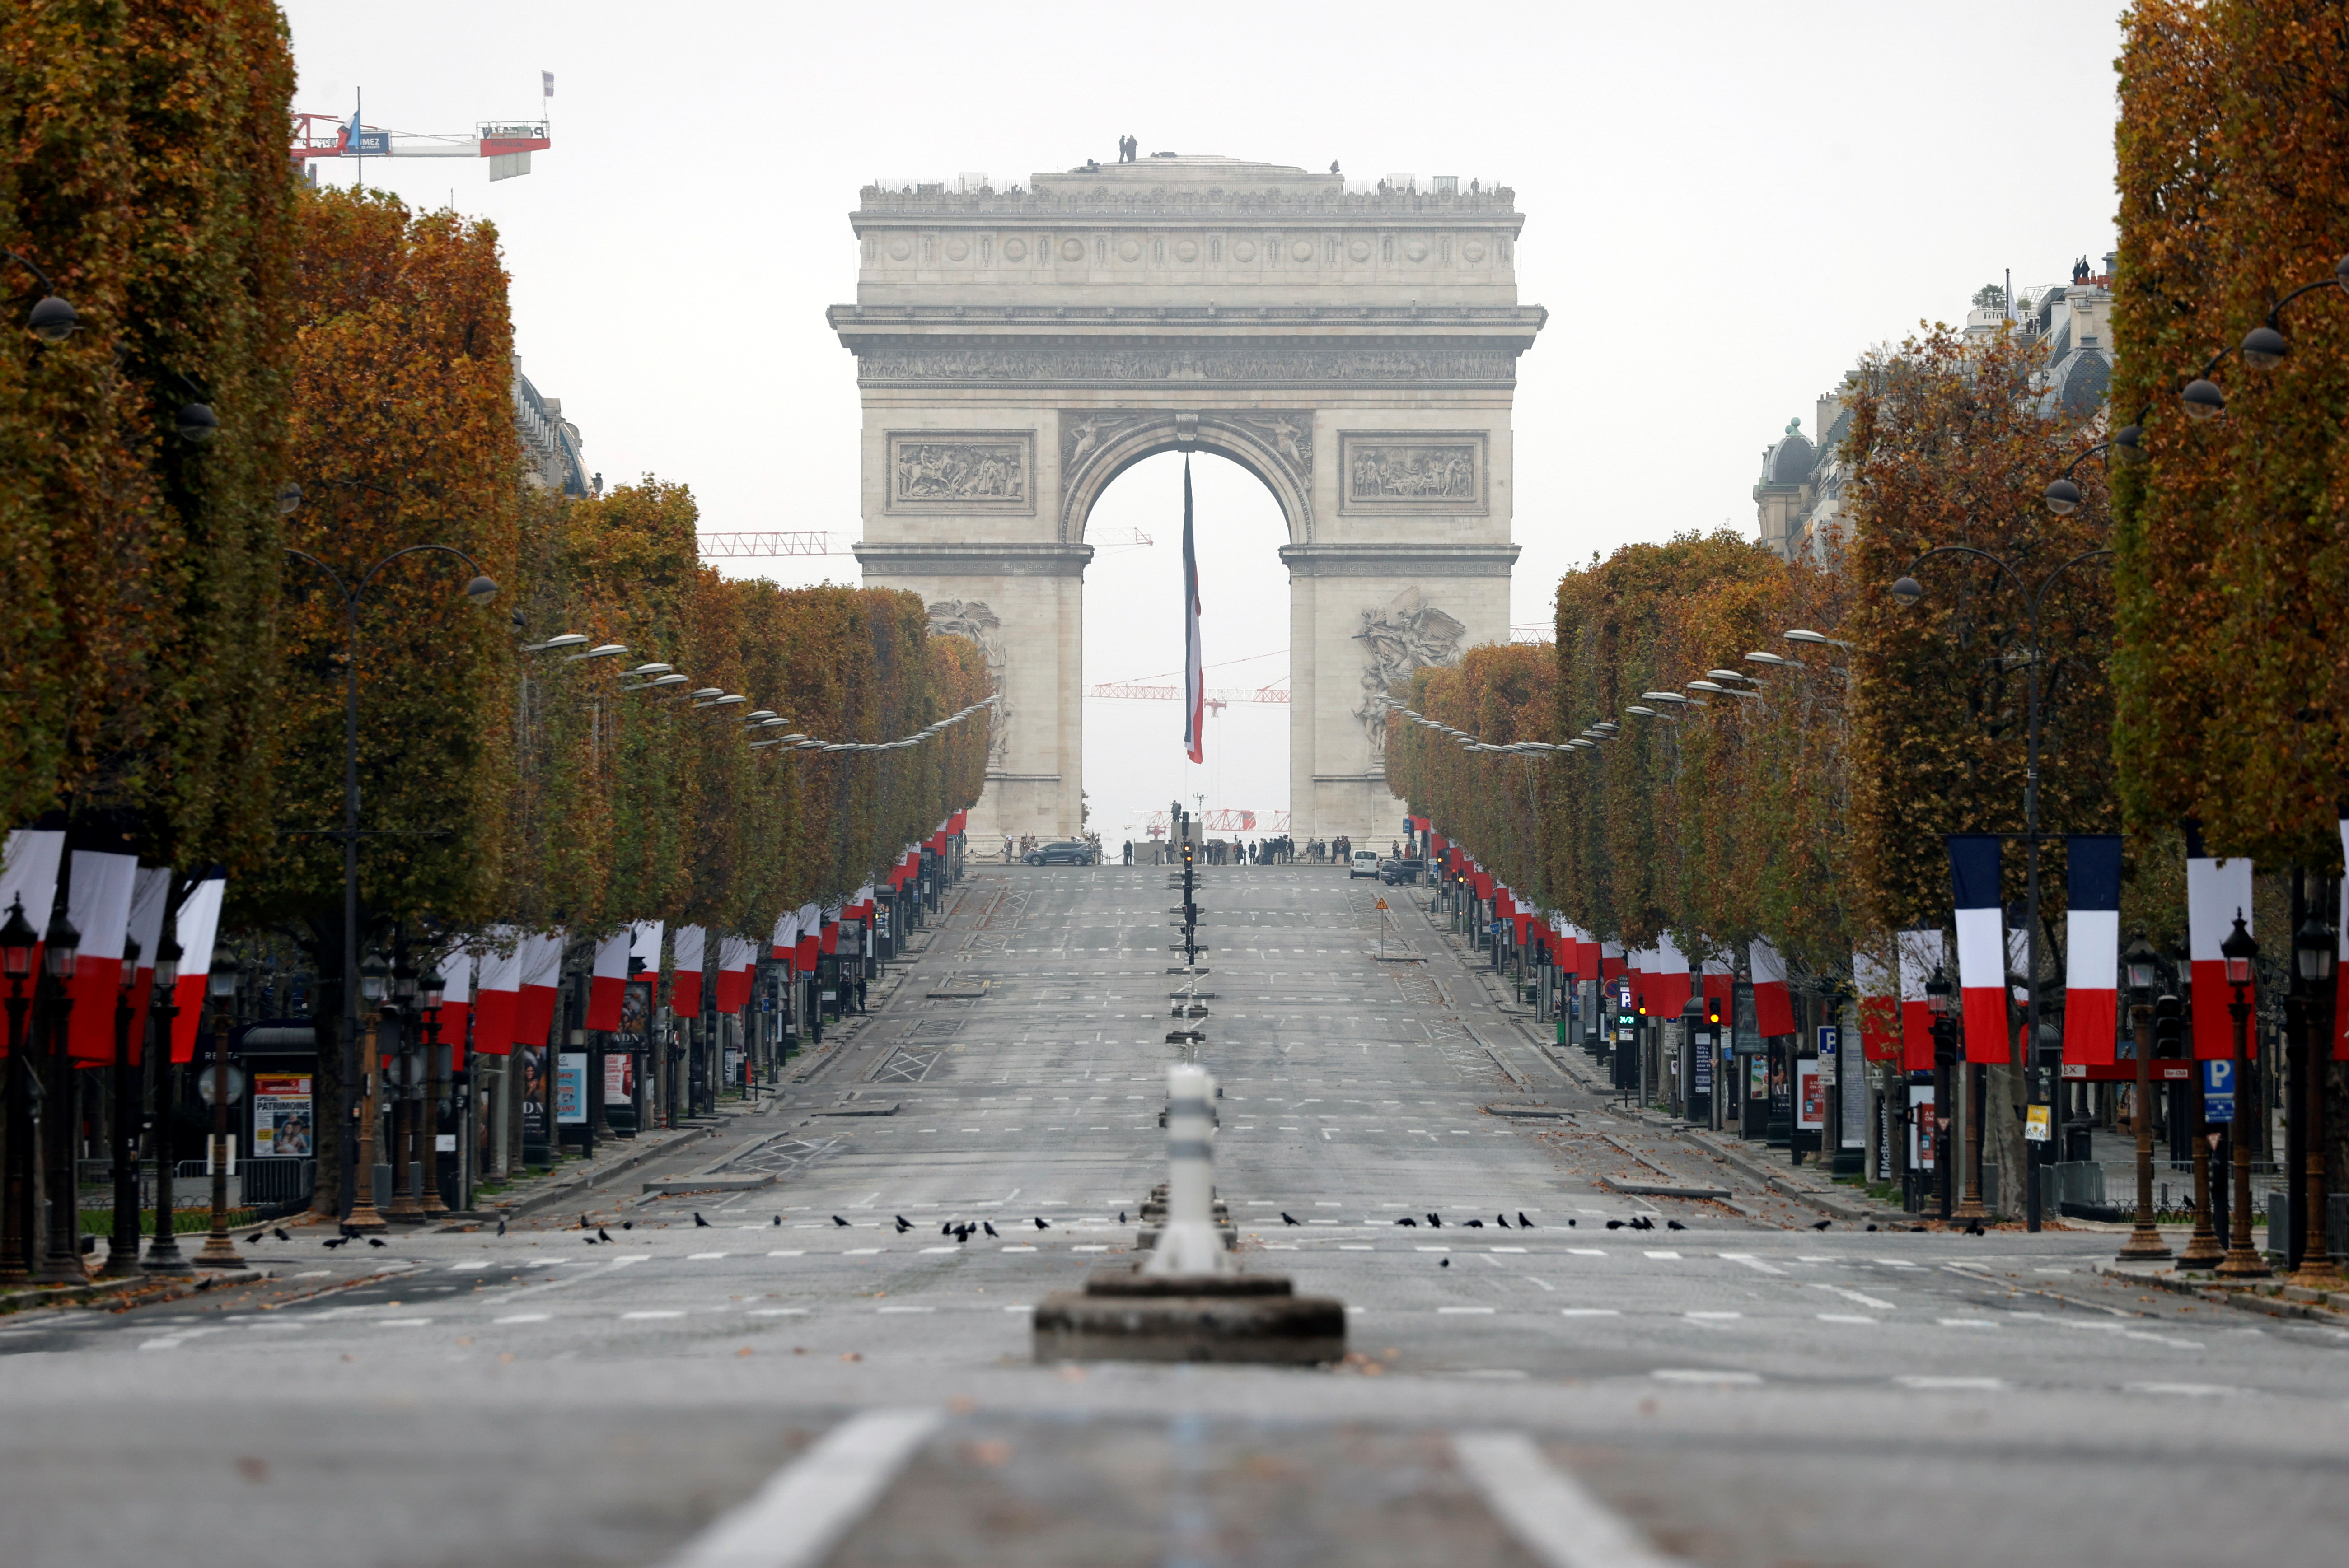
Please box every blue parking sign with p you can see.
[2202,1059,2235,1124]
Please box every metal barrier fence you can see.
[73,1157,314,1212]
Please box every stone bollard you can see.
[1032,1063,1345,1365]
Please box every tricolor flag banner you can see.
[438,949,474,1069]
[795,902,821,970]
[1654,934,1692,1018]
[515,932,566,1049]
[1181,457,1205,765]
[1627,947,1652,1015]
[670,926,706,1017]
[1700,957,1734,1023]
[168,873,225,1063]
[124,867,173,1057]
[1601,940,1625,981]
[629,920,664,1008]
[715,936,755,1013]
[2186,827,2254,1060]
[472,930,521,1056]
[771,908,800,964]
[2063,835,2121,1066]
[66,835,140,1063]
[1946,834,2011,1064]
[1854,943,1898,1061]
[585,930,631,1031]
[1897,928,1946,1072]
[0,824,66,975]
[1750,938,1795,1037]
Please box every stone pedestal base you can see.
[1033,1270,1346,1365]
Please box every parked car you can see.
[1378,858,1423,886]
[1348,848,1383,879]
[1025,840,1098,865]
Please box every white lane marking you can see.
[1560,1308,1620,1317]
[1002,1304,1033,1313]
[494,1314,552,1324]
[690,1253,731,1260]
[378,1318,433,1327]
[1938,1318,1998,1328]
[769,1251,805,1258]
[1816,1314,1878,1325]
[1684,1312,1742,1321]
[845,1249,883,1256]
[1642,1251,1681,1260]
[1568,1248,1607,1257]
[1809,1283,1898,1311]
[1651,1369,1761,1385]
[448,1261,492,1271]
[1338,1244,1374,1251]
[1000,1245,1037,1253]
[623,1311,686,1320]
[1490,1247,1529,1254]
[1453,1429,1689,1568]
[746,1308,808,1316]
[2127,1382,2246,1397]
[1897,1376,2005,1391]
[288,1269,332,1279]
[1717,1253,1785,1275]
[919,1246,957,1255]
[660,1408,943,1568]
[1072,1245,1109,1253]
[1415,1246,1451,1254]
[876,1306,933,1314]
[1439,1307,1496,1315]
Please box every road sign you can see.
[1816,1025,1839,1084]
[1374,897,1388,910]
[2202,1059,2236,1124]
[2025,1103,2052,1143]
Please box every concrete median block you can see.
[1032,1271,1346,1365]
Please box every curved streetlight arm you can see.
[1901,543,2031,604]
[2263,274,2344,330]
[354,541,487,597]
[1,248,61,295]
[2025,546,2118,627]
[2055,443,2110,481]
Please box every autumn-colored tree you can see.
[0,0,295,867]
[1385,642,1557,903]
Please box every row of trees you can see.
[2,12,990,962]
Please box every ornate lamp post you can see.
[0,896,39,1285]
[102,935,145,1278]
[2176,977,2226,1269]
[2117,932,2172,1261]
[417,965,450,1220]
[386,957,421,1222]
[345,950,391,1234]
[2217,915,2270,1278]
[194,944,246,1269]
[1925,967,1955,1221]
[141,931,191,1274]
[34,897,85,1283]
[2290,903,2338,1284]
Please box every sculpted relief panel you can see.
[1355,587,1467,760]
[1339,432,1487,515]
[859,346,1516,388]
[887,432,1035,513]
[926,599,1011,773]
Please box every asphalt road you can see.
[5,865,2345,1567]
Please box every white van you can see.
[1348,848,1383,879]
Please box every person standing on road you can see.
[855,974,868,1013]
[1122,839,1134,865]
[1003,834,1013,863]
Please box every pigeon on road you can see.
[248,1230,266,1244]
[1464,1218,1485,1229]
[983,1222,999,1238]
[771,1216,781,1227]
[598,1227,613,1242]
[894,1216,912,1233]
[1118,1211,1128,1224]
[1666,1220,1686,1232]
[273,1228,291,1242]
[1495,1214,1511,1229]
[1395,1216,1419,1227]
[496,1219,507,1237]
[1811,1220,1832,1231]
[623,1221,634,1230]
[1604,1220,1624,1231]
[585,1235,599,1245]
[693,1213,711,1228]
[1033,1217,1050,1230]
[366,1237,387,1248]
[1426,1213,1442,1228]
[1439,1258,1451,1268]
[1282,1213,1301,1226]
[832,1216,851,1227]
[1520,1213,1536,1227]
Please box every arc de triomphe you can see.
[835,155,1544,845]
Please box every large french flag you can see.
[629,921,664,1008]
[124,867,173,1057]
[1854,943,1898,1061]
[2186,828,2254,1060]
[515,931,565,1049]
[1750,938,1795,1037]
[472,930,520,1057]
[1946,835,2011,1064]
[168,873,225,1064]
[714,936,756,1013]
[1701,957,1734,1023]
[771,908,800,966]
[438,949,473,1069]
[794,903,820,971]
[1601,940,1625,981]
[1181,457,1205,765]
[2062,835,2121,1066]
[1627,947,1652,1014]
[670,926,706,1017]
[1653,934,1691,1018]
[1897,928,1945,1071]
[66,836,140,1063]
[585,929,631,1031]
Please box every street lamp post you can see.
[418,965,450,1220]
[2118,932,2171,1261]
[2290,901,2339,1284]
[385,957,421,1222]
[140,931,191,1274]
[194,945,247,1269]
[103,935,144,1278]
[2217,915,2270,1278]
[1925,968,1955,1221]
[1890,542,2115,1233]
[280,543,495,1229]
[346,950,391,1233]
[34,894,85,1283]
[0,897,39,1285]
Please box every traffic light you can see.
[1705,994,1722,1027]
[2152,994,2185,1058]
[1181,840,1193,866]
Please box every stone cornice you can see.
[1278,543,1520,578]
[855,541,1096,579]
[832,303,1545,331]
[853,189,1521,226]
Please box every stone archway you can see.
[838,155,1544,845]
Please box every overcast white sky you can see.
[282,0,2125,838]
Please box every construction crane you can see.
[291,93,551,182]
[697,532,836,558]
[1087,681,1290,705]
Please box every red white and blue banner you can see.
[2186,827,2254,1060]
[715,936,756,1013]
[670,926,706,1017]
[1897,927,1945,1071]
[65,833,140,1063]
[1854,943,1897,1061]
[1700,957,1734,1024]
[437,949,473,1069]
[1946,834,2010,1064]
[1181,457,1205,765]
[167,873,225,1064]
[771,909,800,965]
[124,867,173,1055]
[585,930,631,1031]
[1749,938,1795,1037]
[1653,934,1691,1018]
[515,931,565,1049]
[2062,835,2121,1066]
[471,929,520,1057]
[2339,813,2349,1062]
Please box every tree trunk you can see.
[1987,1061,2028,1219]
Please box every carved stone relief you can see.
[1354,587,1467,756]
[926,599,1010,772]
[1338,431,1488,514]
[1057,410,1316,541]
[886,432,1035,513]
[859,346,1516,388]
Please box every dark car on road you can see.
[1378,858,1423,886]
[1025,840,1098,865]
